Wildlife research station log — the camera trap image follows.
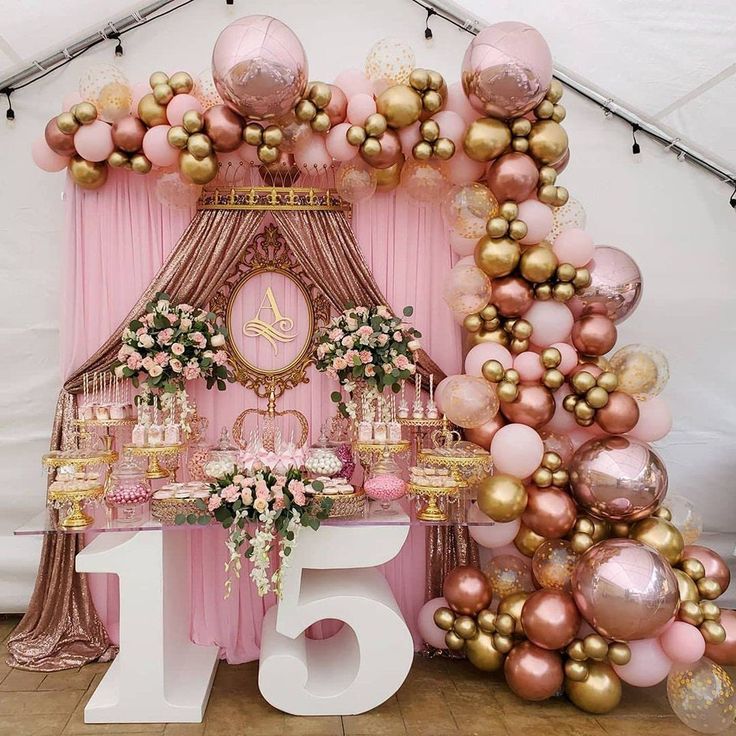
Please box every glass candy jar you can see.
[305,445,343,478]
[363,452,406,511]
[203,427,240,478]
[106,458,151,523]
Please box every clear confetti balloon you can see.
[439,375,499,429]
[485,555,534,597]
[532,539,578,591]
[549,197,586,242]
[667,494,703,545]
[96,81,132,123]
[442,183,498,239]
[154,172,202,209]
[401,160,450,203]
[609,344,669,400]
[364,38,415,85]
[667,658,736,734]
[193,68,224,111]
[442,262,491,317]
[79,64,129,106]
[335,159,377,203]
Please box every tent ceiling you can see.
[1,0,734,172]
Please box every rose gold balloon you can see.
[203,104,244,152]
[360,129,402,169]
[682,545,731,592]
[569,362,603,380]
[504,641,564,701]
[112,115,146,152]
[705,609,736,666]
[569,436,667,522]
[572,538,678,640]
[500,384,555,429]
[212,15,308,120]
[523,486,577,538]
[486,152,539,202]
[539,429,574,465]
[521,589,581,650]
[571,313,617,356]
[595,391,639,434]
[463,414,506,450]
[491,276,534,317]
[258,151,300,187]
[442,565,493,615]
[576,246,643,324]
[45,117,76,156]
[325,84,348,125]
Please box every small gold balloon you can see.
[552,104,567,123]
[445,630,465,651]
[56,112,79,134]
[571,371,597,394]
[129,153,152,174]
[567,640,587,661]
[575,517,595,536]
[511,118,532,137]
[137,94,167,127]
[474,236,520,278]
[295,99,317,122]
[547,79,564,103]
[556,263,577,283]
[538,166,557,185]
[494,613,516,637]
[412,140,433,160]
[262,125,283,147]
[697,576,723,600]
[532,467,553,487]
[574,402,595,422]
[493,633,514,653]
[565,662,622,714]
[376,84,423,128]
[346,125,367,146]
[361,137,382,158]
[433,607,456,631]
[465,631,504,671]
[149,71,169,88]
[179,151,218,185]
[258,144,280,164]
[409,68,430,90]
[653,506,672,521]
[479,304,498,321]
[553,281,574,302]
[427,70,444,90]
[498,593,528,636]
[68,156,108,189]
[680,558,706,581]
[538,184,559,205]
[528,120,569,165]
[511,136,529,153]
[514,523,545,558]
[554,186,569,205]
[481,359,505,383]
[675,569,700,603]
[311,111,331,133]
[583,635,609,661]
[611,522,630,538]
[186,133,213,160]
[420,119,440,142]
[167,125,189,149]
[433,137,455,160]
[629,517,684,565]
[700,620,727,644]
[182,110,204,134]
[375,157,404,191]
[169,71,193,95]
[535,100,555,119]
[520,245,558,283]
[570,532,594,554]
[499,201,519,221]
[74,101,98,125]
[453,615,479,640]
[573,268,592,289]
[476,475,527,523]
[153,83,174,105]
[535,284,553,301]
[365,113,388,137]
[585,386,610,409]
[486,217,509,238]
[596,372,618,392]
[107,150,128,168]
[464,313,483,333]
[565,660,590,682]
[244,122,264,145]
[477,609,496,633]
[700,601,721,622]
[497,382,519,402]
[463,118,512,162]
[308,81,331,108]
[678,600,704,626]
[543,369,565,390]
[508,220,528,241]
[422,90,442,113]
[607,643,631,666]
[466,327,510,349]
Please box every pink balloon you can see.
[514,352,544,382]
[629,396,672,442]
[550,342,579,375]
[398,122,422,157]
[237,140,261,164]
[130,83,150,117]
[553,228,594,267]
[465,343,513,377]
[431,110,467,147]
[334,69,374,99]
[491,423,544,478]
[417,597,451,650]
[467,502,521,548]
[456,255,476,268]
[62,91,83,112]
[526,301,574,345]
[32,138,68,171]
[543,385,580,435]
[294,133,332,172]
[613,638,673,687]
[142,125,178,167]
[449,231,477,257]
[166,94,203,126]
[347,93,376,125]
[659,622,706,664]
[445,81,479,125]
[73,120,114,162]
[518,200,554,244]
[325,122,357,161]
[442,150,486,186]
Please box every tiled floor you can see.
[0,615,712,736]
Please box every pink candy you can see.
[364,474,406,502]
[106,482,151,507]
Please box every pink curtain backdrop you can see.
[63,172,462,662]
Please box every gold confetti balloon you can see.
[364,38,416,85]
[532,539,578,591]
[609,344,670,400]
[96,81,132,123]
[442,183,498,239]
[484,554,534,598]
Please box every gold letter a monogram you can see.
[243,287,297,355]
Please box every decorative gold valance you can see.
[198,186,350,212]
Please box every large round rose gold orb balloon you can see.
[212,15,308,120]
[576,246,642,324]
[500,384,555,429]
[443,565,493,615]
[523,486,577,539]
[571,539,679,640]
[504,641,563,701]
[569,436,667,522]
[520,589,581,650]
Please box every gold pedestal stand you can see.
[48,486,104,528]
[417,451,492,490]
[407,482,461,522]
[123,444,184,480]
[398,417,445,460]
[75,418,135,454]
[354,440,410,468]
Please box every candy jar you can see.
[305,445,343,478]
[363,451,406,511]
[106,458,151,523]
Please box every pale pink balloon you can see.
[294,133,332,172]
[465,343,513,377]
[659,622,706,664]
[613,638,673,687]
[518,200,553,244]
[543,385,579,435]
[73,120,114,162]
[398,122,422,157]
[130,83,150,117]
[526,301,574,345]
[431,110,467,147]
[467,502,521,548]
[434,377,451,414]
[334,69,374,99]
[553,228,594,267]
[417,596,451,650]
[491,543,531,564]
[456,255,476,268]
[443,150,486,186]
[449,231,478,257]
[32,138,68,171]
[347,93,376,125]
[166,94,203,126]
[62,90,84,112]
[142,125,178,167]
[491,423,544,478]
[550,342,578,375]
[514,351,544,382]
[325,122,357,161]
[445,81,479,125]
[629,396,672,442]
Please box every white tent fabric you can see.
[0,0,734,611]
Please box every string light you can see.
[424,8,435,39]
[631,124,641,155]
[730,182,736,210]
[4,89,14,123]
[112,34,124,57]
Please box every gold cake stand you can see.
[407,481,461,522]
[75,417,135,454]
[123,444,184,480]
[48,485,104,528]
[353,440,410,467]
[398,417,445,459]
[418,449,492,488]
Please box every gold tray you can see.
[151,496,211,525]
[407,481,461,522]
[418,450,492,487]
[124,444,184,479]
[310,490,366,518]
[74,418,135,427]
[42,451,117,468]
[48,485,104,528]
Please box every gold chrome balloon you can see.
[528,120,569,165]
[169,71,194,95]
[477,609,496,633]
[361,137,382,158]
[375,158,404,191]
[129,153,152,174]
[520,245,558,283]
[465,631,504,671]
[565,661,622,714]
[567,639,587,661]
[547,80,564,104]
[56,112,79,135]
[137,94,167,127]
[570,532,594,554]
[433,607,455,631]
[422,90,442,113]
[583,634,608,661]
[680,558,706,581]
[376,84,423,128]
[453,615,478,640]
[474,236,520,279]
[308,82,331,108]
[167,125,189,149]
[607,642,631,666]
[463,118,512,162]
[565,660,589,682]
[700,601,721,621]
[629,517,684,565]
[257,144,280,164]
[153,82,174,105]
[678,600,704,627]
[476,474,527,523]
[186,133,213,160]
[675,570,699,603]
[701,620,727,644]
[311,111,330,133]
[514,523,545,558]
[107,150,128,168]
[494,613,515,637]
[493,633,514,653]
[182,110,204,134]
[433,137,455,160]
[262,125,283,147]
[68,156,108,189]
[364,113,388,137]
[346,125,367,146]
[498,593,528,636]
[445,630,465,651]
[149,71,169,88]
[74,101,98,125]
[697,577,723,600]
[244,122,264,146]
[179,151,218,185]
[420,120,440,142]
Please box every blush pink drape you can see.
[63,173,461,662]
